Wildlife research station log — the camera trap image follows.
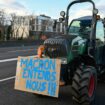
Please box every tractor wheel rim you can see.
[88,75,95,97]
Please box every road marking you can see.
[0,55,38,63]
[0,45,37,50]
[0,76,15,83]
[8,48,35,53]
[0,58,17,63]
[0,48,37,55]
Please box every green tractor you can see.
[37,0,105,104]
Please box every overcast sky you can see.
[0,0,105,19]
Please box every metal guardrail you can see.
[0,40,44,47]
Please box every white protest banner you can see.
[15,56,61,97]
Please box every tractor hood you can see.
[44,35,77,58]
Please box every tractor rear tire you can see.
[72,66,97,105]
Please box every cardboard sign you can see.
[15,56,61,97]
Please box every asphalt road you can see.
[0,46,105,105]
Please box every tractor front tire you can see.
[72,66,97,105]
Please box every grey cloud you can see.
[11,1,26,9]
[83,2,105,16]
[0,0,29,16]
[97,5,105,11]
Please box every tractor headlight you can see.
[61,58,68,64]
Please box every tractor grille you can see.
[44,37,70,58]
[44,44,67,58]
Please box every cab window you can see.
[96,21,104,44]
[69,20,91,38]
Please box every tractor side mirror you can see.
[60,11,65,17]
[59,11,65,23]
[93,9,98,14]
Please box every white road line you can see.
[0,48,37,54]
[0,55,38,83]
[8,48,35,53]
[0,55,38,63]
[0,45,37,50]
[0,58,17,63]
[0,76,15,83]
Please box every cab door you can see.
[95,20,105,65]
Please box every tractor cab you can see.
[69,15,105,65]
[69,16,92,38]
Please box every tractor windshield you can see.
[69,19,92,38]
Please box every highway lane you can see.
[0,46,38,60]
[0,45,38,80]
[0,79,105,105]
[0,79,74,105]
[0,46,37,53]
[0,61,16,79]
[0,46,105,105]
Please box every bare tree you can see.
[21,16,29,39]
[0,9,5,25]
[10,14,22,39]
[0,9,6,40]
[10,13,17,39]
